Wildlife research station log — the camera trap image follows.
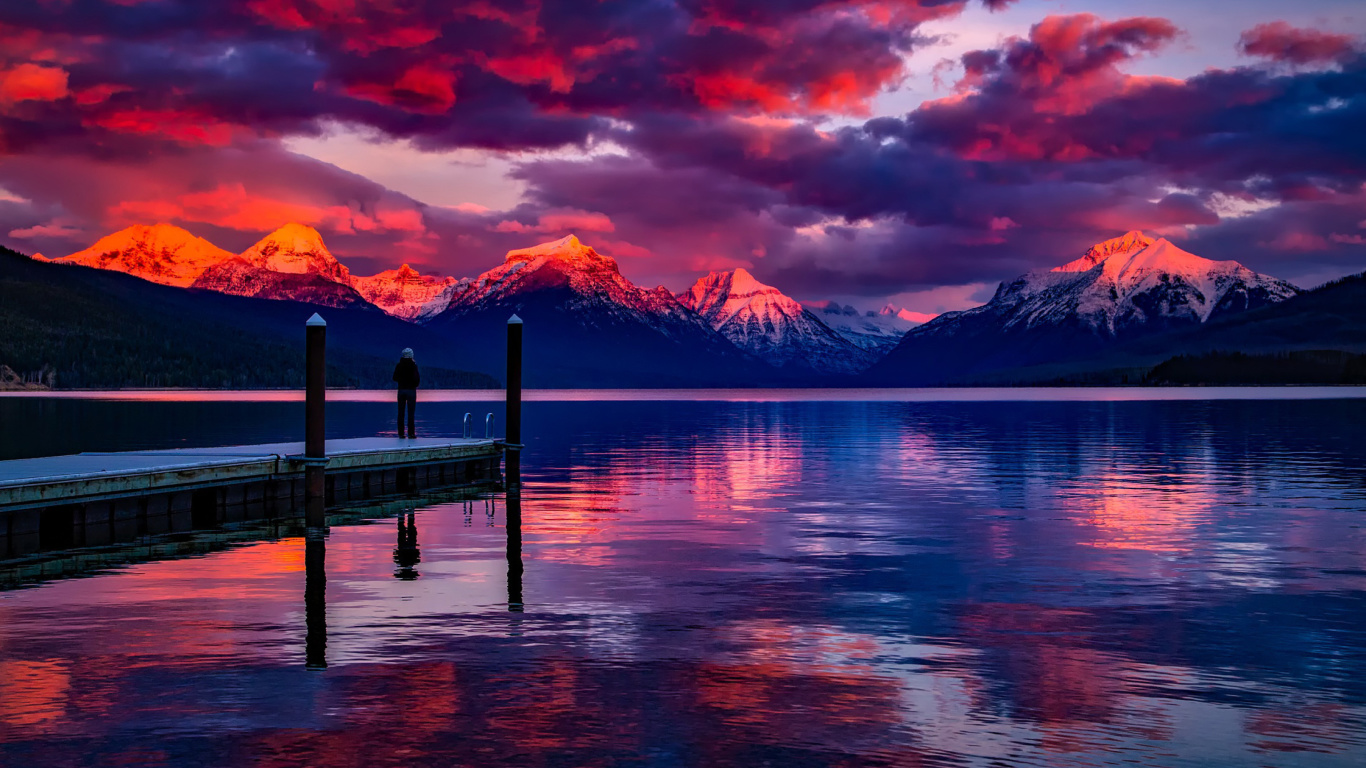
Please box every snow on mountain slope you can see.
[352,265,468,322]
[969,231,1300,335]
[191,223,369,307]
[237,223,353,284]
[446,235,711,336]
[190,257,374,309]
[680,269,872,373]
[808,301,927,354]
[51,224,235,287]
[871,231,1302,384]
[430,235,765,386]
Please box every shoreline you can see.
[4,386,1366,402]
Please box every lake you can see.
[1,390,1365,767]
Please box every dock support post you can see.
[305,313,327,527]
[506,314,523,491]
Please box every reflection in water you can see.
[304,527,327,671]
[393,512,421,580]
[1,398,1366,766]
[507,492,523,612]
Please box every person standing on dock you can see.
[393,348,420,438]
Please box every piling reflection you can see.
[304,526,327,671]
[392,512,420,580]
[506,492,523,612]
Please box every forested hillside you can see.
[0,247,498,389]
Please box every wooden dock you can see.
[0,437,503,559]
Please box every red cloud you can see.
[1238,22,1358,66]
[346,63,459,113]
[0,63,69,106]
[84,108,242,146]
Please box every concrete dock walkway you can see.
[0,437,504,558]
[0,438,501,508]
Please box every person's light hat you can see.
[401,348,414,359]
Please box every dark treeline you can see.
[1,246,498,390]
[1147,350,1366,386]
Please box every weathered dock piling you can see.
[506,314,523,490]
[304,313,327,527]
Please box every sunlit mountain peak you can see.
[1057,230,1155,272]
[53,223,235,287]
[240,222,349,282]
[503,234,614,268]
[680,268,873,374]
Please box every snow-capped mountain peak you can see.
[444,235,708,338]
[1056,230,1155,272]
[680,268,872,373]
[924,232,1301,339]
[503,234,616,270]
[352,264,466,322]
[807,300,923,354]
[52,223,235,287]
[682,268,804,326]
[240,223,351,283]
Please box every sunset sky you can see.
[0,0,1363,315]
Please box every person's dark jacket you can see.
[393,358,420,389]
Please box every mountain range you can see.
[34,225,924,379]
[42,223,461,318]
[679,268,874,375]
[868,232,1303,384]
[12,223,1363,387]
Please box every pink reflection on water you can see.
[2,397,1365,766]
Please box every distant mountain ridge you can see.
[43,223,457,319]
[24,225,1340,387]
[43,224,235,288]
[427,235,770,387]
[679,268,873,374]
[808,301,925,354]
[353,265,468,322]
[0,245,499,390]
[870,231,1302,384]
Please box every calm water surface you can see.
[1,392,1365,766]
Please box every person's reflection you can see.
[506,492,523,612]
[304,526,327,670]
[394,511,421,580]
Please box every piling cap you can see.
[306,313,327,327]
[508,314,523,324]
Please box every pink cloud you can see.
[1265,231,1330,252]
[8,220,83,239]
[1238,22,1358,66]
[495,208,615,234]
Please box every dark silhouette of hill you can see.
[0,247,497,389]
[1146,351,1366,385]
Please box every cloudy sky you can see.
[0,0,1362,314]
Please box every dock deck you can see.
[1,437,504,558]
